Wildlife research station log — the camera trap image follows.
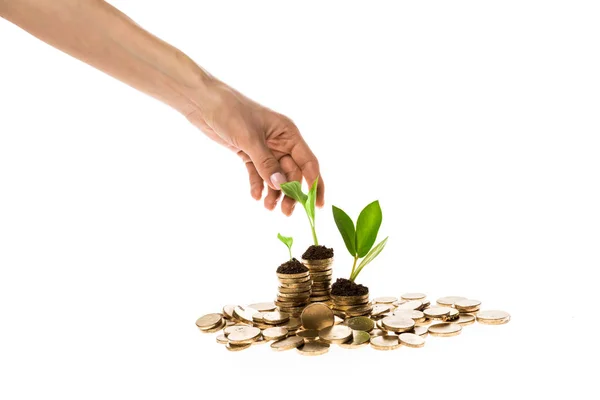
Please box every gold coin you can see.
[278,286,311,294]
[456,313,476,325]
[278,290,312,299]
[276,271,309,279]
[216,334,228,344]
[476,310,510,325]
[318,325,353,344]
[222,305,235,319]
[446,308,459,321]
[252,312,265,323]
[270,335,304,351]
[376,319,385,330]
[370,329,387,337]
[262,327,288,341]
[279,317,302,330]
[302,258,334,270]
[195,313,223,330]
[373,296,397,304]
[297,342,330,356]
[309,296,332,302]
[419,299,431,310]
[436,296,467,308]
[301,303,334,331]
[428,323,462,337]
[252,335,268,345]
[391,309,426,322]
[399,332,425,348]
[332,302,369,311]
[233,306,259,324]
[370,335,401,350]
[345,306,373,316]
[396,300,423,310]
[346,316,375,332]
[339,330,371,349]
[227,326,261,344]
[382,317,415,332]
[413,326,429,336]
[278,281,313,289]
[401,293,427,301]
[226,342,252,352]
[203,320,226,333]
[223,324,247,337]
[331,293,370,302]
[454,299,481,312]
[224,319,236,327]
[371,304,392,317]
[263,311,290,325]
[296,329,319,341]
[247,302,276,312]
[392,300,407,307]
[423,307,452,320]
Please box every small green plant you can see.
[277,233,294,260]
[280,178,319,246]
[332,200,388,282]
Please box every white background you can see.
[1,1,599,398]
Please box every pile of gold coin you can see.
[275,270,312,317]
[331,293,373,317]
[196,293,510,355]
[302,258,334,304]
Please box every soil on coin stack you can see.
[276,258,309,274]
[331,278,369,296]
[302,245,334,260]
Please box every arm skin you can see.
[0,0,324,215]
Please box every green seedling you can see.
[280,178,319,246]
[332,200,388,282]
[277,233,294,260]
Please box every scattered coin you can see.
[216,334,228,344]
[252,335,268,345]
[401,293,427,301]
[413,326,429,337]
[296,329,319,341]
[371,304,392,317]
[340,331,371,349]
[203,320,226,333]
[371,335,401,350]
[233,306,259,324]
[318,325,353,344]
[428,323,462,337]
[271,335,305,351]
[476,310,510,325]
[247,302,277,312]
[347,316,375,332]
[373,296,398,304]
[396,300,422,310]
[446,308,460,321]
[371,329,387,337]
[196,313,223,330]
[280,317,302,331]
[226,342,252,352]
[262,327,288,341]
[382,317,415,333]
[223,325,247,337]
[391,309,426,322]
[301,303,334,331]
[252,312,265,323]
[436,296,466,308]
[263,311,290,325]
[455,313,476,326]
[297,342,330,356]
[222,305,235,319]
[423,307,452,320]
[227,326,261,344]
[399,333,426,348]
[455,299,481,313]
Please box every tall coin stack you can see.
[275,269,312,317]
[331,293,373,317]
[302,258,334,304]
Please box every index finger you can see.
[290,138,325,207]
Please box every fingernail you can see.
[270,172,287,190]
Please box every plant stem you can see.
[349,255,359,281]
[289,248,292,261]
[311,224,319,246]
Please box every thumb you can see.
[247,143,287,190]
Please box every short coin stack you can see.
[275,270,312,317]
[196,293,510,355]
[331,293,373,317]
[302,258,334,304]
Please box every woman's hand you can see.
[185,79,324,215]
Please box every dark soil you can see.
[276,258,309,274]
[302,245,334,260]
[331,278,369,296]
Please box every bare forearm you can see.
[1,0,211,115]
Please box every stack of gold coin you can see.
[275,269,312,317]
[331,293,373,317]
[302,257,334,304]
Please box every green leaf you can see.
[277,233,293,260]
[355,200,383,258]
[332,205,356,256]
[280,181,307,205]
[351,237,388,281]
[305,177,318,224]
